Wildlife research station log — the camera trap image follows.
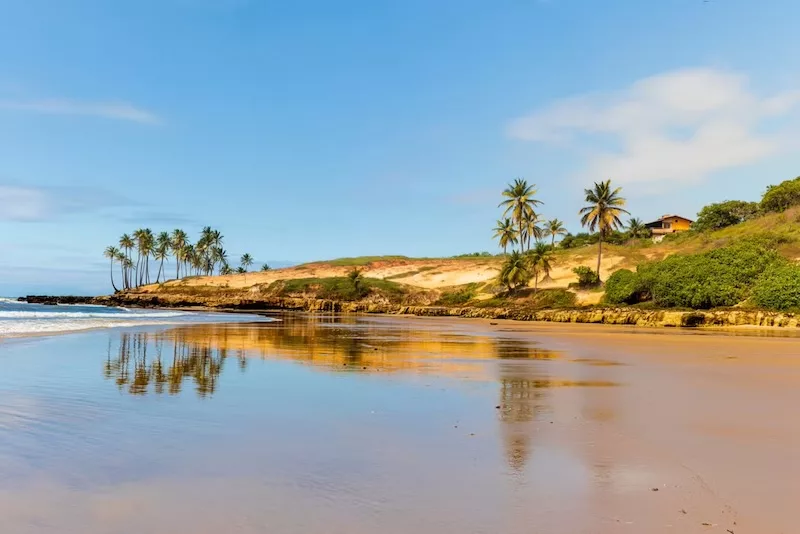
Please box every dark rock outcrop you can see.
[21,295,100,306]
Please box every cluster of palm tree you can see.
[104,227,259,291]
[493,178,631,289]
[493,179,567,255]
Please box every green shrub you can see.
[760,176,800,213]
[436,283,480,306]
[639,239,782,309]
[269,277,407,301]
[603,269,647,305]
[693,200,760,232]
[572,266,600,288]
[530,288,577,308]
[752,263,800,311]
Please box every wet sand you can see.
[0,314,797,533]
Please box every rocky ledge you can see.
[93,291,800,329]
[19,295,99,306]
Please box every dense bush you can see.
[603,269,647,305]
[760,176,800,213]
[572,266,600,288]
[693,200,759,232]
[752,263,800,311]
[610,239,783,309]
[561,231,628,249]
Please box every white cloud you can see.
[0,185,133,222]
[0,98,161,124]
[508,68,800,185]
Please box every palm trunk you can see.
[176,256,180,280]
[519,221,524,253]
[534,267,539,292]
[157,258,165,283]
[551,235,555,248]
[596,235,603,283]
[109,258,119,292]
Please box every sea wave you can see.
[0,310,190,319]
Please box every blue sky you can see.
[1,0,799,295]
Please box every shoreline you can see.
[91,291,800,331]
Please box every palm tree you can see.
[579,180,629,281]
[347,267,364,294]
[493,218,518,255]
[121,256,134,288]
[627,217,648,239]
[154,232,171,283]
[170,229,188,279]
[115,251,128,290]
[240,253,253,282]
[260,264,271,271]
[220,263,232,275]
[498,250,531,293]
[132,229,146,287]
[546,219,568,247]
[499,178,543,253]
[211,246,227,275]
[520,211,543,252]
[525,242,554,292]
[104,246,121,292]
[119,234,134,288]
[139,229,155,285]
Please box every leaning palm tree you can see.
[493,218,518,255]
[579,180,629,281]
[627,217,648,239]
[115,251,128,290]
[499,178,543,253]
[546,219,568,247]
[104,246,121,292]
[525,242,554,292]
[154,240,170,284]
[520,211,543,252]
[498,250,531,293]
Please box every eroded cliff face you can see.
[94,291,800,329]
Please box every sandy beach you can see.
[0,314,797,533]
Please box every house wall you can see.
[667,217,692,232]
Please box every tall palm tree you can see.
[115,251,128,290]
[525,242,554,292]
[520,211,543,252]
[627,217,648,239]
[211,246,227,275]
[170,229,188,279]
[154,232,171,283]
[498,250,530,293]
[119,234,134,288]
[546,219,568,247]
[499,178,543,253]
[579,180,629,281]
[104,246,121,292]
[493,218,519,255]
[132,229,146,287]
[240,253,253,284]
[183,244,196,276]
[138,229,155,285]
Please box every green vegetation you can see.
[492,218,518,255]
[751,263,800,311]
[384,266,437,280]
[451,251,495,258]
[572,266,600,288]
[269,276,408,301]
[498,251,531,292]
[499,178,543,253]
[604,238,784,309]
[323,255,411,266]
[693,200,759,232]
[474,288,576,310]
[579,180,629,280]
[545,219,567,247]
[603,269,647,305]
[760,176,800,213]
[436,283,481,306]
[105,226,258,291]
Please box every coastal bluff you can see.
[93,291,800,329]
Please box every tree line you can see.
[493,178,633,290]
[104,227,266,291]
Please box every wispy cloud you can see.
[0,185,134,222]
[508,68,800,186]
[0,98,161,124]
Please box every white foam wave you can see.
[0,319,191,335]
[0,310,190,319]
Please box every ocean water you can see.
[0,297,270,335]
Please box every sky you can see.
[1,0,799,295]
